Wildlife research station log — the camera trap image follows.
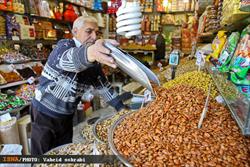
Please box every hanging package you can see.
[217,32,241,72]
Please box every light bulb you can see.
[163,0,168,7]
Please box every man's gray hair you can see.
[73,15,98,30]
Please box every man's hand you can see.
[87,39,119,68]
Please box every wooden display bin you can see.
[17,115,31,155]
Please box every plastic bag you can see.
[229,25,250,86]
[207,30,227,61]
[217,32,241,72]
[0,144,28,167]
[240,0,250,12]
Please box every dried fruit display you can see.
[16,67,37,79]
[0,74,6,85]
[0,70,23,83]
[114,85,250,166]
[163,71,218,98]
[32,64,43,76]
[95,109,132,143]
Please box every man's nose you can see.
[91,32,97,40]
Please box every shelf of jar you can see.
[206,63,250,135]
[0,9,72,25]
[59,0,103,13]
[0,39,58,45]
[162,24,182,26]
[199,15,250,39]
[159,11,195,15]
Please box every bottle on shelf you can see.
[141,15,145,32]
[6,0,13,11]
[145,15,150,32]
[150,15,154,31]
[0,0,7,11]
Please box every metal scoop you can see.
[104,42,160,92]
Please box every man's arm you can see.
[58,39,118,72]
[58,43,94,72]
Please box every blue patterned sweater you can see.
[32,39,117,118]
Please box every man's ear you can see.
[72,27,78,36]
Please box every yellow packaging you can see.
[206,31,227,61]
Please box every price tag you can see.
[0,113,12,122]
[52,44,57,49]
[27,76,35,84]
[144,90,152,103]
[195,50,205,66]
[215,95,224,104]
[157,62,163,71]
[37,43,43,50]
[14,44,20,51]
[12,36,20,41]
[169,52,179,66]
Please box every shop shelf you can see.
[0,9,72,25]
[159,11,195,15]
[0,10,26,16]
[29,14,71,25]
[0,39,58,46]
[198,32,214,38]
[206,63,250,135]
[0,102,31,116]
[58,0,103,13]
[162,24,182,26]
[0,77,38,89]
[0,80,29,89]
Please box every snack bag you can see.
[206,31,227,62]
[240,0,250,12]
[217,32,240,72]
[230,25,250,86]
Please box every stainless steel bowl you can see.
[93,114,114,144]
[44,143,74,155]
[108,112,135,167]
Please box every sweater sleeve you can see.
[58,42,94,72]
[84,64,118,103]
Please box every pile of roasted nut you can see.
[162,59,197,81]
[94,143,125,167]
[96,109,132,143]
[163,71,218,98]
[81,124,95,143]
[36,163,93,167]
[114,85,250,166]
[48,143,93,155]
[35,143,94,167]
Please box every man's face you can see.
[75,21,99,44]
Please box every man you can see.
[30,16,127,155]
[154,26,166,62]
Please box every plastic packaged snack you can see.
[229,25,250,86]
[0,65,23,83]
[0,74,7,85]
[207,30,227,62]
[32,63,43,76]
[240,0,250,12]
[217,32,241,72]
[16,84,36,101]
[0,93,26,111]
